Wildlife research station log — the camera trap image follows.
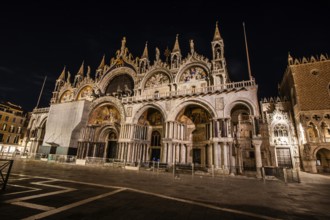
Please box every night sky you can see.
[0,1,329,112]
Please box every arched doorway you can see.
[176,105,212,166]
[137,108,164,161]
[316,148,330,173]
[77,104,121,159]
[106,130,118,158]
[230,104,253,172]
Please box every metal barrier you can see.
[263,166,300,183]
[0,159,14,190]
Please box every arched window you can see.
[151,131,161,146]
[273,124,288,137]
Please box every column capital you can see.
[252,139,262,147]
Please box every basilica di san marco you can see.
[23,23,305,178]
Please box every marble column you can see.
[252,139,263,178]
[162,143,167,163]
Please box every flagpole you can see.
[243,22,253,80]
[36,76,47,109]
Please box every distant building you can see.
[278,54,330,173]
[0,101,27,154]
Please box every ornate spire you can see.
[77,61,84,76]
[213,21,222,41]
[172,34,181,52]
[97,55,105,70]
[288,52,293,65]
[58,66,66,81]
[141,41,149,59]
[67,71,71,83]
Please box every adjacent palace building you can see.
[23,23,330,175]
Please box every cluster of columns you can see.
[120,124,148,140]
[76,142,105,159]
[116,142,150,162]
[165,121,186,140]
[75,115,263,177]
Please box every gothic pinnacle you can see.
[97,55,105,70]
[213,21,222,41]
[58,66,66,81]
[141,41,149,59]
[172,34,181,52]
[77,61,84,76]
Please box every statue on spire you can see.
[190,39,195,54]
[121,37,126,55]
[155,47,160,61]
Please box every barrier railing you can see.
[263,166,300,183]
[0,159,14,190]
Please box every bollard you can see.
[212,164,215,178]
[157,161,160,174]
[283,168,287,184]
[173,162,176,178]
[296,168,301,183]
[153,161,155,173]
[261,167,265,182]
[192,163,194,179]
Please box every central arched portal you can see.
[77,103,121,159]
[137,108,164,161]
[176,105,212,166]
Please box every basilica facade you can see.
[25,23,269,175]
[25,23,330,176]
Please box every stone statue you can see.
[156,47,160,61]
[190,39,194,54]
[124,84,132,96]
[121,37,126,52]
[87,66,91,78]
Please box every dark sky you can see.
[1,1,329,112]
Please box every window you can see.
[17,127,22,134]
[310,69,319,76]
[9,125,14,133]
[0,133,3,142]
[6,135,10,143]
[2,124,7,131]
[274,124,288,137]
[20,119,23,124]
[13,136,19,144]
[12,117,16,123]
[0,115,2,120]
[5,116,9,121]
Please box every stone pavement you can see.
[1,160,329,219]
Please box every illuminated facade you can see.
[25,23,270,175]
[279,54,330,173]
[0,101,27,154]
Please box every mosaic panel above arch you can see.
[77,86,93,100]
[60,90,73,103]
[180,66,207,83]
[89,105,121,125]
[145,72,170,89]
